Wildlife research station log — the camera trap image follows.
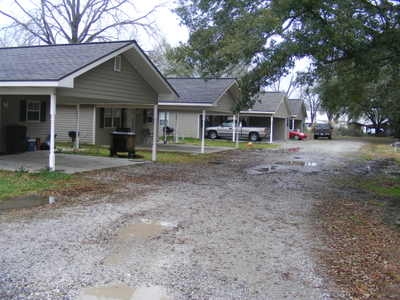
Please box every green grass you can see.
[175,137,278,150]
[0,170,75,200]
[362,177,400,198]
[57,142,215,164]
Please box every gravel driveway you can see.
[0,139,365,299]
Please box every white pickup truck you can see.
[206,120,269,142]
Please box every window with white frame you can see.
[159,112,169,127]
[104,108,121,128]
[27,101,41,121]
[114,55,122,72]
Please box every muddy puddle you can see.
[246,160,318,175]
[78,283,171,300]
[0,195,56,211]
[105,219,178,265]
[116,219,177,240]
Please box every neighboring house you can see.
[288,99,307,131]
[0,40,178,169]
[159,78,240,140]
[240,92,291,142]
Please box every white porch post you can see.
[152,104,158,161]
[49,92,56,171]
[232,114,236,142]
[236,113,240,148]
[92,105,96,145]
[269,116,274,144]
[174,112,179,143]
[201,109,206,154]
[75,104,80,149]
[291,118,295,130]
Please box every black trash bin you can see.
[110,129,136,158]
[6,124,27,154]
[68,130,80,144]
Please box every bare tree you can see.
[0,0,162,45]
[301,86,320,125]
[269,73,298,98]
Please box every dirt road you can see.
[0,139,367,299]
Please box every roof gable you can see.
[288,99,307,119]
[0,41,178,97]
[162,78,238,104]
[0,41,132,82]
[246,92,287,113]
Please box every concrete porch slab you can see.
[0,151,144,174]
[137,143,234,154]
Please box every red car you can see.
[289,130,308,140]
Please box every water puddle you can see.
[275,161,318,167]
[116,219,177,240]
[0,195,56,211]
[246,165,278,175]
[105,219,178,265]
[78,283,171,300]
[246,161,318,175]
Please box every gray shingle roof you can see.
[247,92,286,113]
[0,41,133,81]
[162,78,237,104]
[288,99,303,116]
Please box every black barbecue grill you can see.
[110,128,136,158]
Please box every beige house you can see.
[0,41,178,169]
[288,99,307,131]
[159,78,240,149]
[240,92,291,142]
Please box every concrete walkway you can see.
[137,143,235,154]
[0,151,144,174]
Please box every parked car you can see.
[289,129,308,140]
[206,120,269,142]
[313,123,333,139]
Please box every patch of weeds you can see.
[360,176,400,198]
[0,170,80,200]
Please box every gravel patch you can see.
[0,139,365,299]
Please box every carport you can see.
[159,78,240,153]
[240,92,290,143]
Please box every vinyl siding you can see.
[176,112,199,138]
[214,92,235,113]
[56,105,94,144]
[57,55,157,105]
[274,99,290,118]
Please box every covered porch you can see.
[0,88,162,171]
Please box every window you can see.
[159,112,169,126]
[114,55,122,72]
[27,101,41,121]
[104,108,121,128]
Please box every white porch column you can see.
[75,104,80,149]
[232,114,236,142]
[269,116,274,144]
[174,112,179,143]
[236,113,240,148]
[201,109,206,154]
[49,92,56,171]
[92,105,96,145]
[291,118,295,130]
[152,104,158,161]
